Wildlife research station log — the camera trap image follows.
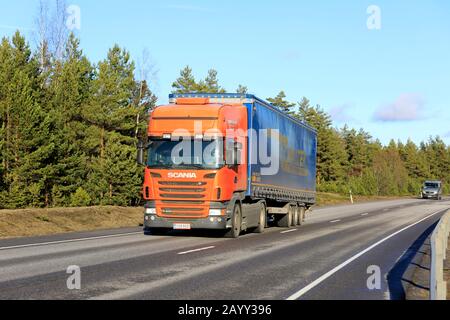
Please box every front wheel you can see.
[225,204,242,238]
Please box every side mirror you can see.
[137,140,145,166]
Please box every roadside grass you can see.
[0,206,143,240]
[316,192,413,207]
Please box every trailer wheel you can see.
[277,205,293,228]
[254,202,267,234]
[298,207,306,225]
[292,205,299,227]
[225,204,242,238]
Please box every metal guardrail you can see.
[430,210,450,300]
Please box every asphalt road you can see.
[0,198,449,300]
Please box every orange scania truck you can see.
[138,93,317,238]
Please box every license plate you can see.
[173,223,191,230]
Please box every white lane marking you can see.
[0,231,143,251]
[286,209,445,300]
[361,213,369,216]
[177,246,215,255]
[281,229,298,234]
[330,220,341,223]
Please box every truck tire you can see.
[277,206,293,228]
[298,207,306,225]
[253,202,267,234]
[225,204,242,238]
[292,205,299,227]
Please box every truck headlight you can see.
[145,208,157,215]
[209,209,223,216]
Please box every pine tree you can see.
[197,69,226,93]
[172,66,226,94]
[296,98,347,185]
[399,139,429,180]
[267,91,296,114]
[82,45,142,205]
[372,148,409,195]
[341,126,374,177]
[236,85,248,94]
[422,137,450,183]
[46,33,94,206]
[70,187,91,207]
[172,66,197,93]
[0,32,54,208]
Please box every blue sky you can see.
[1,0,449,145]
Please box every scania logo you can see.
[168,172,197,179]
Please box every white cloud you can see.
[374,93,425,122]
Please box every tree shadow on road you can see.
[386,222,438,300]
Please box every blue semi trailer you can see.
[141,93,317,237]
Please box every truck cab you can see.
[141,96,248,236]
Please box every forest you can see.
[0,32,449,209]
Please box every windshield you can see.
[424,183,439,189]
[147,138,224,169]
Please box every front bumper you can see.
[144,215,228,230]
[422,193,438,199]
[144,201,230,230]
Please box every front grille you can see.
[161,207,204,217]
[161,200,205,204]
[162,207,203,212]
[159,188,206,193]
[157,180,210,218]
[159,181,207,186]
[160,193,205,199]
[161,212,204,217]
